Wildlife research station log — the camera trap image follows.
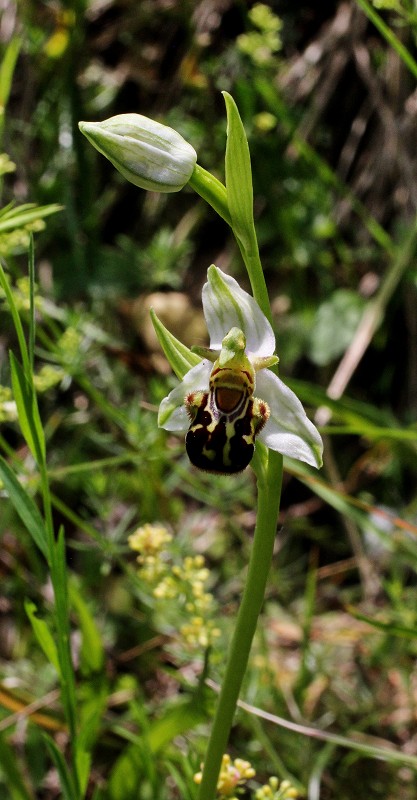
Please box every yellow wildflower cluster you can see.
[194,754,255,798]
[33,364,66,392]
[255,777,298,799]
[193,754,298,799]
[56,326,84,367]
[128,524,220,650]
[129,522,173,560]
[128,523,173,584]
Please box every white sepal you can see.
[203,266,276,357]
[256,370,323,468]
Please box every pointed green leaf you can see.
[222,93,271,318]
[50,528,77,741]
[223,91,256,251]
[69,581,104,674]
[0,456,48,559]
[150,308,201,380]
[76,677,108,754]
[51,526,70,632]
[0,203,63,234]
[75,747,91,799]
[25,600,60,673]
[0,262,30,375]
[0,37,21,102]
[43,735,79,800]
[28,234,36,370]
[10,352,45,463]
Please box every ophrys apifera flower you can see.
[158,266,323,472]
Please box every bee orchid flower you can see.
[157,266,323,472]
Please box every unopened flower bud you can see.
[78,113,197,193]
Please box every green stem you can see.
[189,164,231,227]
[189,165,272,327]
[235,235,273,327]
[197,450,283,800]
[355,0,417,81]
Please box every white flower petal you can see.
[158,361,211,432]
[203,266,276,357]
[256,371,323,468]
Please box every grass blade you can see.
[50,528,78,743]
[0,455,48,559]
[24,600,60,673]
[44,735,79,800]
[9,351,45,464]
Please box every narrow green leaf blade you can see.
[25,600,60,673]
[223,91,255,250]
[0,37,22,106]
[150,308,201,380]
[28,234,35,370]
[0,203,63,233]
[222,93,272,317]
[69,582,104,674]
[75,747,91,799]
[0,456,48,559]
[9,352,45,464]
[43,735,79,800]
[50,528,77,741]
[0,262,30,375]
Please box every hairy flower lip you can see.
[78,113,197,193]
[158,266,323,469]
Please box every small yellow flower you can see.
[153,574,177,599]
[128,523,172,560]
[128,522,221,653]
[255,776,298,799]
[33,365,65,392]
[194,753,255,797]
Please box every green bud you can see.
[78,113,197,193]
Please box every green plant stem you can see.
[189,165,231,227]
[355,0,417,81]
[197,450,283,800]
[235,237,273,327]
[190,162,271,324]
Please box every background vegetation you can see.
[1,0,417,798]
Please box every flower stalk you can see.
[197,449,283,800]
[79,91,322,800]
